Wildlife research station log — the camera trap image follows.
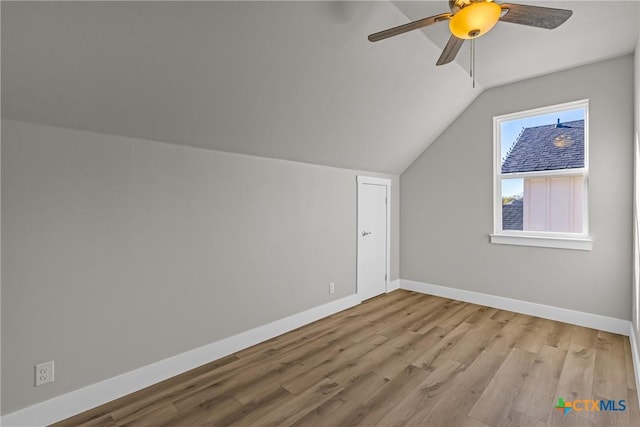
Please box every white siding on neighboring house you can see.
[523,176,583,233]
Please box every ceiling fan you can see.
[368,0,573,67]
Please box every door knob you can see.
[362,231,372,237]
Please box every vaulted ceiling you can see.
[2,1,638,174]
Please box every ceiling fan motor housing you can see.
[449,0,478,14]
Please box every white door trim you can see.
[356,176,391,299]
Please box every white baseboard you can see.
[1,294,362,427]
[400,279,630,336]
[629,324,640,409]
[386,279,400,293]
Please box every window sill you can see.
[490,234,593,251]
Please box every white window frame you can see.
[490,99,592,251]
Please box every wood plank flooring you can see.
[53,290,639,427]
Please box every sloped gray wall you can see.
[1,1,479,174]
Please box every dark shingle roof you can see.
[502,199,523,231]
[502,120,584,173]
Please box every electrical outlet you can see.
[35,361,54,386]
[329,282,335,294]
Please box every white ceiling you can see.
[2,1,638,174]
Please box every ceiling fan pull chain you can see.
[471,38,476,89]
[469,37,472,79]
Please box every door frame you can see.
[356,175,391,300]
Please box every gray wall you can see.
[634,10,640,363]
[401,55,634,320]
[1,119,399,413]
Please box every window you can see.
[491,100,592,250]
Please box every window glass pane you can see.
[502,176,584,233]
[522,176,583,233]
[501,179,523,230]
[501,107,585,173]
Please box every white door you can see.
[357,177,389,301]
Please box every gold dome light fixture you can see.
[448,1,502,39]
[368,0,572,84]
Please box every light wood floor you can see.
[53,290,639,427]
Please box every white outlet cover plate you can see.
[35,361,54,386]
